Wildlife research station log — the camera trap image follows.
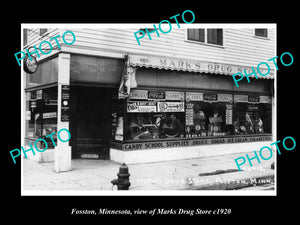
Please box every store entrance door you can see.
[71,86,112,159]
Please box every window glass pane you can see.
[207,29,223,45]
[194,29,200,40]
[25,90,42,139]
[185,100,233,138]
[255,29,268,37]
[188,29,195,40]
[207,29,214,44]
[25,87,58,148]
[217,29,223,45]
[125,90,185,141]
[42,87,58,148]
[23,29,27,46]
[199,29,205,42]
[187,29,204,42]
[233,102,272,135]
[40,28,48,36]
[126,112,185,140]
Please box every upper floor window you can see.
[23,29,28,46]
[40,28,48,36]
[187,29,205,42]
[254,29,268,38]
[138,28,155,35]
[187,29,223,46]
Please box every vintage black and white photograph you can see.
[20,23,277,195]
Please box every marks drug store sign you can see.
[129,55,274,77]
[111,135,272,151]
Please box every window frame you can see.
[40,28,48,36]
[253,28,269,39]
[25,86,58,149]
[185,28,225,48]
[23,29,28,46]
[121,89,272,143]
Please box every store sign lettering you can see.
[217,94,233,102]
[248,95,259,103]
[145,142,164,149]
[115,136,272,151]
[208,64,232,74]
[157,102,185,112]
[186,92,203,102]
[166,140,189,147]
[203,93,217,102]
[127,102,139,111]
[129,90,148,100]
[129,55,274,78]
[165,91,184,101]
[159,59,201,70]
[124,143,143,150]
[127,101,157,113]
[148,91,165,99]
[234,95,248,103]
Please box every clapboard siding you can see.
[25,28,61,50]
[24,27,275,68]
[67,28,275,67]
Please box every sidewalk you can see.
[22,151,275,191]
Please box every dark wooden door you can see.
[72,86,112,159]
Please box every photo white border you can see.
[20,23,277,196]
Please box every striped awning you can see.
[129,54,274,79]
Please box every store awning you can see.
[128,54,274,80]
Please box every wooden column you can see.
[54,53,71,172]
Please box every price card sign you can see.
[225,104,233,125]
[157,102,185,112]
[186,92,203,102]
[165,91,184,101]
[61,85,70,122]
[129,90,148,100]
[127,101,157,113]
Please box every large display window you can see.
[122,89,272,143]
[233,95,272,135]
[25,86,58,148]
[125,90,185,141]
[126,112,185,140]
[185,92,234,138]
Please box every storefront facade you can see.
[109,54,274,163]
[23,26,275,170]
